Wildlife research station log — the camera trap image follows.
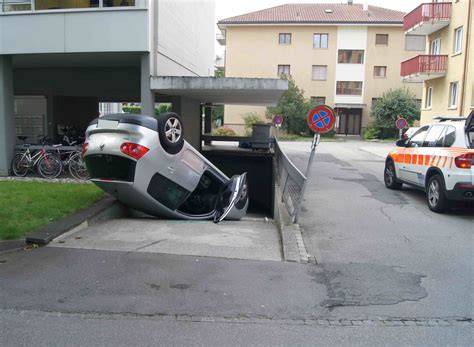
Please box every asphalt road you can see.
[0,139,472,346]
[280,140,473,320]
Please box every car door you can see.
[413,125,447,186]
[213,173,248,223]
[401,126,429,184]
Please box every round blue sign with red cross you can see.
[307,105,335,134]
[273,115,283,125]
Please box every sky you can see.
[214,0,424,56]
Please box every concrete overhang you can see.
[150,76,288,106]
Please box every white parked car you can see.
[384,113,474,212]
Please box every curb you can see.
[26,196,127,245]
[0,239,26,253]
[273,185,315,264]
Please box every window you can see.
[405,35,425,51]
[430,38,441,55]
[311,97,326,105]
[422,125,446,147]
[371,97,381,108]
[375,34,389,45]
[1,0,31,11]
[449,82,459,108]
[4,0,136,11]
[373,66,387,78]
[407,126,429,148]
[277,65,290,77]
[336,81,363,96]
[279,33,292,45]
[312,65,327,80]
[338,50,364,64]
[454,27,463,54]
[425,87,433,108]
[441,126,456,147]
[313,33,328,49]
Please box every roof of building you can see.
[218,3,405,26]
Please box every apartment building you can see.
[218,2,425,135]
[0,0,286,176]
[401,0,473,124]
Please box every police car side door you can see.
[401,126,429,184]
[411,125,447,186]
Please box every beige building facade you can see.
[218,3,424,135]
[401,0,473,125]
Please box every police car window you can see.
[442,126,456,147]
[423,125,446,147]
[469,130,474,149]
[407,126,429,148]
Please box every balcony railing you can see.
[404,2,451,33]
[401,55,448,81]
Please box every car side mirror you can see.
[396,139,408,147]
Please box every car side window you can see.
[422,125,446,147]
[407,126,429,148]
[442,126,456,147]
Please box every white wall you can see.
[155,0,215,77]
[334,26,367,105]
[0,9,149,54]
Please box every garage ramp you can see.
[49,217,282,262]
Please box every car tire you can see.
[426,174,449,213]
[157,112,184,155]
[384,161,403,190]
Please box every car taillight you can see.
[82,143,89,156]
[120,142,149,160]
[454,153,473,169]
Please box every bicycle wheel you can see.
[11,153,29,177]
[37,154,62,179]
[68,152,90,180]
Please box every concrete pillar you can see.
[141,53,155,117]
[171,96,202,151]
[0,56,15,176]
[46,95,56,140]
[204,103,212,145]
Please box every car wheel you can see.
[157,112,184,155]
[427,174,448,213]
[384,161,403,190]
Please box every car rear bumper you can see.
[446,183,474,201]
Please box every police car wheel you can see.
[384,161,402,190]
[427,175,448,213]
[158,112,184,155]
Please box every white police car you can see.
[384,113,474,212]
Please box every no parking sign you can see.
[307,105,336,134]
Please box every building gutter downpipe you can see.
[460,0,472,116]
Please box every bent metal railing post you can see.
[274,139,309,223]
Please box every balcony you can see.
[404,2,451,36]
[216,32,226,45]
[401,55,448,82]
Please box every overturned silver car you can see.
[83,113,248,223]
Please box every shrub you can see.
[212,127,236,136]
[371,88,420,127]
[266,77,316,135]
[243,112,264,135]
[363,124,381,140]
[121,104,172,116]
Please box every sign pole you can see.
[293,133,320,223]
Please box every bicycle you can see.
[50,143,89,180]
[12,144,62,179]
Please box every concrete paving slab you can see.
[50,218,282,262]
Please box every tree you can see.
[266,77,315,135]
[371,88,420,128]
